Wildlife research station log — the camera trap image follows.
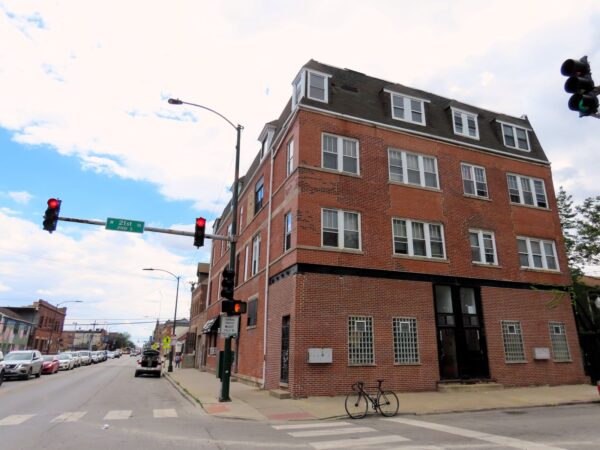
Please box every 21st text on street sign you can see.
[105,218,145,233]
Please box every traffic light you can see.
[221,299,247,315]
[194,217,206,248]
[220,268,235,300]
[561,56,599,116]
[43,198,62,233]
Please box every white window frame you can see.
[387,148,439,189]
[501,320,526,363]
[452,108,479,139]
[469,229,498,265]
[291,71,305,108]
[321,133,360,175]
[286,139,294,176]
[385,90,428,125]
[239,205,244,231]
[251,234,261,276]
[321,208,361,251]
[461,163,488,198]
[499,121,531,151]
[284,212,292,252]
[517,236,559,271]
[392,317,420,364]
[307,70,330,103]
[243,244,249,282]
[348,315,374,365]
[392,218,446,259]
[506,173,548,208]
[549,321,571,362]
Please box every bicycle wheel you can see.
[345,391,368,419]
[377,390,399,417]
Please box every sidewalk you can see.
[165,368,600,421]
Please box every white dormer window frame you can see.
[292,71,305,109]
[258,126,275,161]
[451,107,479,140]
[385,89,429,126]
[498,121,531,152]
[307,70,331,103]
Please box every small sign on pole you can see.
[220,316,239,337]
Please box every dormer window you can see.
[452,108,479,139]
[385,90,427,125]
[500,122,530,151]
[292,72,305,108]
[307,71,328,102]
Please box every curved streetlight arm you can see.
[168,98,242,132]
[56,300,83,307]
[143,267,178,281]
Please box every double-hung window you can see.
[251,234,261,276]
[292,72,305,108]
[254,177,264,213]
[469,229,498,265]
[517,237,559,271]
[307,71,329,102]
[286,140,294,176]
[507,174,548,208]
[284,212,292,252]
[388,92,426,125]
[452,108,479,139]
[322,209,360,250]
[461,163,488,197]
[322,133,359,175]
[501,123,530,151]
[388,149,439,189]
[247,298,258,327]
[392,218,445,259]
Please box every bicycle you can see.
[344,379,399,419]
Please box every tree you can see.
[556,186,581,275]
[576,195,600,266]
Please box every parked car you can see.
[63,352,81,367]
[57,353,75,370]
[90,352,100,364]
[0,351,4,387]
[134,349,162,378]
[77,350,92,365]
[41,355,60,374]
[106,351,115,359]
[0,350,43,380]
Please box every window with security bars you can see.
[549,322,571,361]
[393,317,419,364]
[501,321,526,362]
[348,316,374,365]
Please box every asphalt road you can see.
[2,358,600,449]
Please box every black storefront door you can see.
[280,316,290,384]
[434,285,489,380]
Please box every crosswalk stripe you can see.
[103,410,132,420]
[153,409,178,418]
[289,426,375,438]
[273,422,352,430]
[0,414,36,426]
[310,434,410,449]
[51,411,87,423]
[383,417,566,450]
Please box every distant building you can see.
[153,319,189,358]
[6,299,66,354]
[62,329,108,350]
[0,307,34,353]
[188,263,210,368]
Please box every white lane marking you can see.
[103,410,132,420]
[384,417,566,450]
[153,409,178,418]
[0,414,36,426]
[310,434,410,449]
[51,411,87,423]
[273,422,352,430]
[289,426,375,438]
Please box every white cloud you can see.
[7,191,33,204]
[0,281,10,292]
[0,207,20,215]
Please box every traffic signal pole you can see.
[220,124,242,403]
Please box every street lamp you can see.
[143,268,180,372]
[168,97,242,402]
[50,300,82,353]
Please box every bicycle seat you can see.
[376,379,385,383]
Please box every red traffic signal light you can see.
[194,217,206,248]
[43,198,62,233]
[221,299,247,316]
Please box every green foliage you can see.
[575,195,600,265]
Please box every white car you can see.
[77,351,92,365]
[57,353,75,370]
[0,350,43,380]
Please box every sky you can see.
[0,0,599,345]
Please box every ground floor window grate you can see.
[348,316,374,365]
[501,320,526,362]
[549,321,571,361]
[393,317,419,364]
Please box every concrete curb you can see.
[163,371,204,409]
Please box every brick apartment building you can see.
[188,263,210,368]
[203,60,585,397]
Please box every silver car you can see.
[77,351,92,365]
[0,350,43,380]
[62,352,81,367]
[57,353,75,370]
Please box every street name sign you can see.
[106,217,145,233]
[220,316,239,337]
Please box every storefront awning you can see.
[202,316,220,334]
